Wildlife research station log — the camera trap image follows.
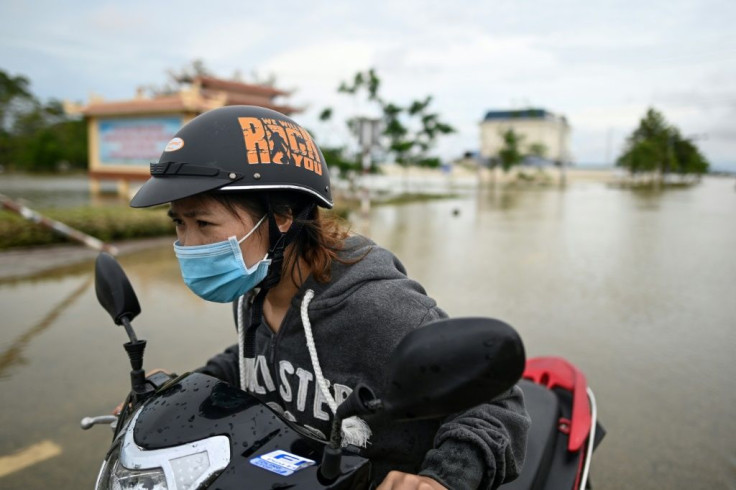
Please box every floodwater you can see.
[1,174,735,488]
[0,174,126,208]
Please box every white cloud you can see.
[1,0,734,166]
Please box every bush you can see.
[0,205,174,250]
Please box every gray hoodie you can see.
[198,235,529,489]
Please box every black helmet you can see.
[130,105,332,208]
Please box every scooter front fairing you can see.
[95,372,371,489]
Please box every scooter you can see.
[82,252,603,489]
[501,360,605,490]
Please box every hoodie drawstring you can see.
[300,289,372,448]
[237,289,372,448]
[237,294,246,391]
[301,290,336,413]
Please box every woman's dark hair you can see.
[205,190,352,285]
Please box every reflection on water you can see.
[0,245,235,487]
[363,177,736,489]
[0,176,734,489]
[0,277,92,379]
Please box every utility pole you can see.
[558,115,569,187]
[356,117,381,218]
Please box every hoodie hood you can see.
[293,235,412,312]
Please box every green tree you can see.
[617,107,709,182]
[0,69,87,172]
[16,108,87,171]
[319,145,361,176]
[671,130,709,179]
[324,68,455,170]
[313,107,360,178]
[143,59,214,96]
[497,128,524,172]
[527,142,548,159]
[1,71,33,131]
[0,70,34,168]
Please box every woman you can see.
[130,105,529,489]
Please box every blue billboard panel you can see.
[98,117,182,166]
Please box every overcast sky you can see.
[2,0,734,170]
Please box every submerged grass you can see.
[375,192,460,206]
[0,192,451,250]
[0,205,174,250]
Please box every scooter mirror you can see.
[95,252,141,326]
[382,317,525,421]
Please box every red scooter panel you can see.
[523,357,591,453]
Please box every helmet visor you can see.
[130,175,235,208]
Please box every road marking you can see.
[0,440,62,478]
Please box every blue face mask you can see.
[173,215,270,303]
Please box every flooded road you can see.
[1,175,735,488]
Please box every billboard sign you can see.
[98,117,182,166]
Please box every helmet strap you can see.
[244,201,315,358]
[262,200,314,288]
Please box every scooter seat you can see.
[500,379,559,490]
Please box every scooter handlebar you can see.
[80,415,118,430]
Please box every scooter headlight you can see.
[99,447,213,489]
[96,409,230,490]
[100,447,168,489]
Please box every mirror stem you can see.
[121,317,138,343]
[123,339,147,398]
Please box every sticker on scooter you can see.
[250,450,316,476]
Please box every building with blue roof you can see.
[480,108,571,167]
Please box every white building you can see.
[479,109,571,166]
